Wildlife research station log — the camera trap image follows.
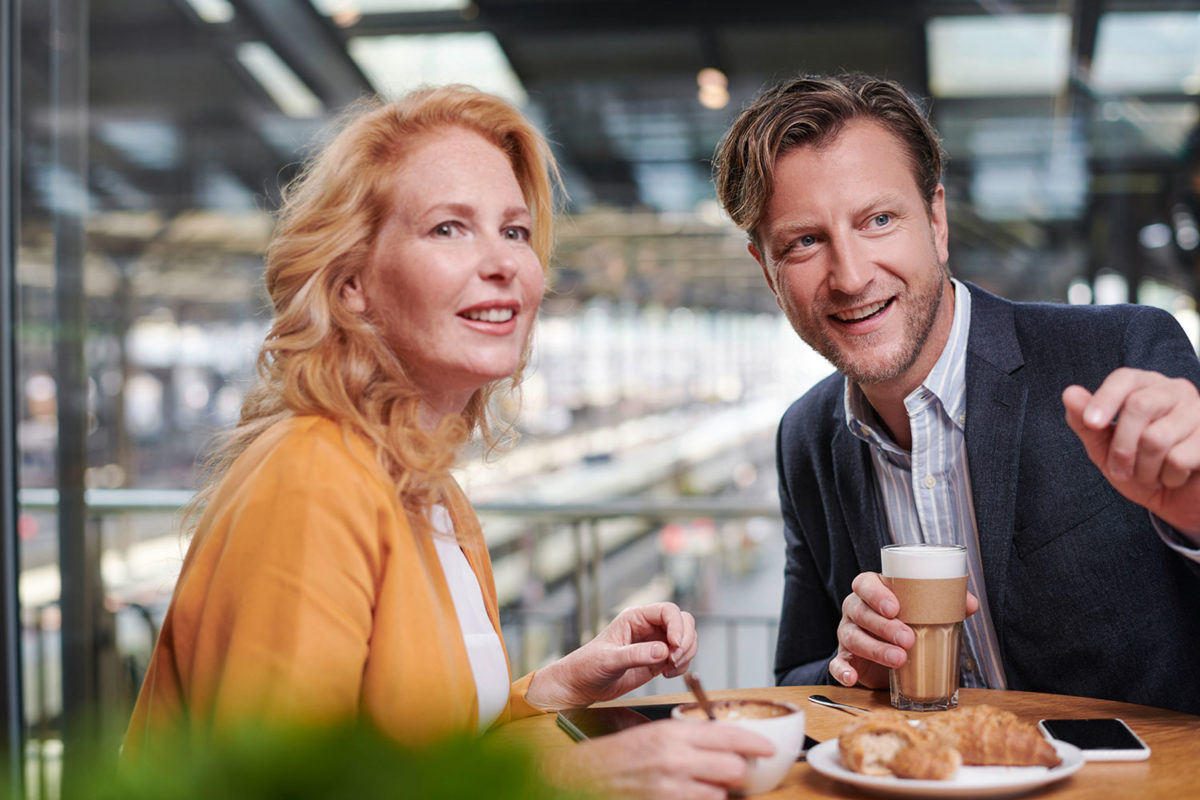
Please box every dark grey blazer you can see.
[773,282,1200,714]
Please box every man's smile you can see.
[832,297,894,324]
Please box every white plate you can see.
[806,739,1085,799]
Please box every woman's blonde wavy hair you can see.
[191,85,559,523]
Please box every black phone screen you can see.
[1038,718,1147,751]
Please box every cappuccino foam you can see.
[677,699,793,720]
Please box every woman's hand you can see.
[546,719,774,800]
[525,602,697,710]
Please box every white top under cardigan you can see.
[429,504,510,730]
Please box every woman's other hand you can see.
[547,718,774,800]
[525,602,697,710]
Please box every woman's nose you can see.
[480,234,519,281]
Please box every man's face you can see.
[750,118,953,393]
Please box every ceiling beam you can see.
[231,0,374,108]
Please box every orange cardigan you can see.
[124,416,544,753]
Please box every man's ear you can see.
[341,274,367,314]
[930,184,950,266]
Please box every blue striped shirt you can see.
[844,279,1007,689]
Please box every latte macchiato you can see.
[881,544,968,712]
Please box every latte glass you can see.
[880,544,968,711]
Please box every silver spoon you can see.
[808,694,870,715]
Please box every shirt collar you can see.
[844,278,972,449]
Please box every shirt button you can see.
[923,475,937,489]
[957,413,966,426]
[964,655,977,673]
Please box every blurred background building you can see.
[3,0,1200,795]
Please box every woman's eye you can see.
[432,222,461,237]
[504,226,530,241]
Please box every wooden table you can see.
[494,685,1200,798]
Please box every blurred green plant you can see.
[35,720,588,800]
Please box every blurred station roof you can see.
[17,0,1200,312]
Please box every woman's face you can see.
[345,126,545,419]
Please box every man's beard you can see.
[803,263,948,386]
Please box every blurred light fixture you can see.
[1173,204,1200,251]
[236,42,323,118]
[184,0,234,23]
[1094,272,1129,305]
[310,0,469,14]
[1091,12,1200,94]
[322,1,363,27]
[697,67,729,110]
[1138,223,1173,250]
[927,14,1070,97]
[1066,279,1093,305]
[348,33,526,105]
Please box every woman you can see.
[124,86,770,798]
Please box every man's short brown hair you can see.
[713,73,944,244]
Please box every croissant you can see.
[838,711,951,778]
[888,742,962,781]
[922,705,1061,768]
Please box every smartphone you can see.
[556,702,819,758]
[1037,718,1150,761]
[556,703,678,740]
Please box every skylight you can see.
[310,0,468,13]
[1090,12,1200,94]
[235,42,323,118]
[183,0,235,23]
[927,14,1071,97]
[348,33,527,105]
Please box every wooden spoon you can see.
[683,672,717,721]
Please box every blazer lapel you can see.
[962,284,1027,643]
[830,398,888,573]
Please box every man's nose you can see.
[826,233,871,295]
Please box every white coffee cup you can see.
[672,699,805,794]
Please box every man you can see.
[712,73,1200,714]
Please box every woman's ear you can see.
[341,275,367,314]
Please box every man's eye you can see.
[799,234,817,247]
[871,214,891,227]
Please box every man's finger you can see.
[1064,385,1114,470]
[851,571,899,618]
[1080,367,1147,428]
